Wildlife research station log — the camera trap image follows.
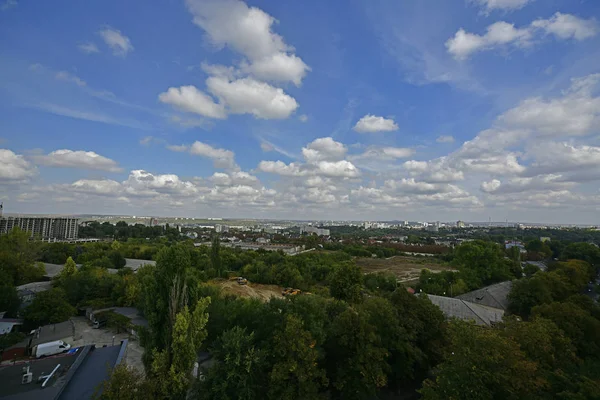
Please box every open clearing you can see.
[356,256,456,282]
[217,280,284,301]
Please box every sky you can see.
[1,0,600,224]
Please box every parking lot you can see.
[70,316,145,374]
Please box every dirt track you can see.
[218,280,284,301]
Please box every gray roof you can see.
[455,281,513,310]
[524,261,548,272]
[16,281,53,294]
[31,321,74,347]
[0,341,127,400]
[124,258,155,272]
[425,294,505,326]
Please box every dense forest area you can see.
[1,226,599,399]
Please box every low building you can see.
[16,282,53,307]
[0,340,127,400]
[424,294,505,327]
[300,225,330,236]
[455,281,513,310]
[31,321,75,349]
[0,318,23,335]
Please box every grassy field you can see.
[356,256,456,282]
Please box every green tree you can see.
[22,288,76,329]
[268,315,328,400]
[0,228,45,285]
[508,277,554,318]
[211,234,222,278]
[149,297,211,399]
[325,307,389,400]
[94,363,147,400]
[60,256,78,278]
[197,326,267,400]
[0,269,20,317]
[328,262,362,303]
[420,321,543,400]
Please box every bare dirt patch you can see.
[356,256,456,282]
[217,280,284,302]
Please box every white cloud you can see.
[159,86,226,119]
[471,0,533,13]
[447,14,598,59]
[206,76,298,119]
[353,115,399,133]
[446,22,531,60]
[98,27,134,56]
[78,42,99,54]
[55,71,86,87]
[436,135,455,143]
[499,74,600,136]
[0,149,36,182]
[167,141,237,169]
[302,137,347,162]
[34,149,122,172]
[185,0,309,86]
[315,160,360,178]
[532,12,598,41]
[257,160,306,176]
[481,179,502,193]
[299,114,308,122]
[71,179,122,196]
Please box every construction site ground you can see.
[356,255,456,282]
[217,280,284,301]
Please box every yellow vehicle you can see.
[282,287,301,296]
[237,277,248,285]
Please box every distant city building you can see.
[215,224,229,233]
[0,216,79,240]
[300,225,330,236]
[456,220,466,228]
[149,217,159,226]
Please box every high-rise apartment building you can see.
[0,216,79,240]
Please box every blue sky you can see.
[1,0,600,223]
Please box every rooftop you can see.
[0,341,127,400]
[425,294,505,327]
[31,321,74,347]
[455,281,513,310]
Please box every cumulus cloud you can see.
[257,160,306,176]
[160,77,298,120]
[498,74,600,136]
[0,149,36,182]
[206,76,298,119]
[302,137,347,162]
[447,13,598,59]
[167,141,237,169]
[353,115,399,133]
[33,149,122,172]
[99,27,134,56]
[159,86,226,119]
[185,0,309,86]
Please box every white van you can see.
[32,340,71,358]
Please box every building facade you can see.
[0,217,79,240]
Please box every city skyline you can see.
[2,0,600,224]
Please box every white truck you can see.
[32,340,71,358]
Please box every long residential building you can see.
[0,216,79,240]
